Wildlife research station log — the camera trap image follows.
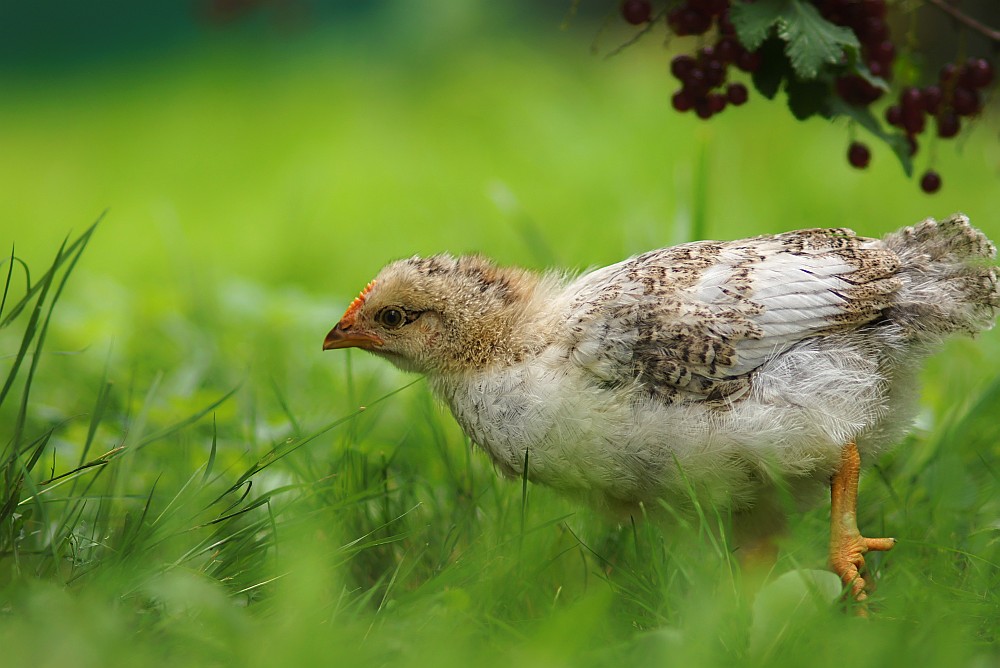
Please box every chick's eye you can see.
[377,307,405,329]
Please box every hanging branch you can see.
[925,0,1000,43]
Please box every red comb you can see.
[339,280,376,327]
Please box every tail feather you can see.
[882,213,999,343]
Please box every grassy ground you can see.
[2,6,1000,667]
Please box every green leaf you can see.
[730,0,785,52]
[827,98,913,177]
[732,0,862,82]
[785,78,828,120]
[750,37,791,100]
[778,0,860,79]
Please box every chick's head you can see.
[323,254,546,375]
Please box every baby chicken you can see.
[323,214,998,602]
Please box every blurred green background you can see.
[2,2,1000,666]
[5,0,998,285]
[4,0,998,414]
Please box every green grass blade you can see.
[134,385,240,450]
[0,243,16,321]
[202,414,219,485]
[213,379,421,503]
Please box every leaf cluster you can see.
[730,0,912,174]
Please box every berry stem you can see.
[925,0,1000,43]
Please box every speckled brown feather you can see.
[564,228,905,404]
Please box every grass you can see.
[2,6,1000,667]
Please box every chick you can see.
[324,214,998,602]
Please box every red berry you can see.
[961,58,994,89]
[706,92,727,114]
[672,90,695,112]
[885,105,902,126]
[940,63,958,83]
[847,142,871,169]
[621,0,652,25]
[670,55,697,80]
[868,40,895,66]
[694,98,714,119]
[684,68,708,94]
[735,50,761,73]
[703,60,726,87]
[671,7,712,35]
[922,85,943,114]
[920,170,942,194]
[936,111,960,138]
[715,37,741,63]
[859,17,888,43]
[901,106,925,135]
[952,87,980,116]
[726,83,748,106]
[836,76,882,105]
[900,86,922,111]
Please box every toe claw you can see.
[865,536,897,552]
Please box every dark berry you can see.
[920,170,942,194]
[836,76,883,106]
[906,134,919,157]
[961,58,994,89]
[666,7,683,32]
[847,141,871,169]
[621,0,652,25]
[859,17,888,43]
[671,7,712,35]
[726,82,748,106]
[735,50,761,73]
[952,87,980,116]
[868,40,895,66]
[706,92,727,114]
[672,90,695,112]
[940,63,958,83]
[902,113,925,136]
[885,105,902,127]
[694,99,714,119]
[900,86,922,112]
[715,37,741,63]
[704,60,726,87]
[684,68,708,94]
[922,85,943,114]
[670,55,697,80]
[936,111,960,138]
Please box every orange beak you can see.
[322,323,384,351]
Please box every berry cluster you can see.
[666,0,728,36]
[827,1,893,79]
[818,0,895,109]
[617,0,997,194]
[664,3,759,119]
[843,57,996,192]
[880,58,993,191]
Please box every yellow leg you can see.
[829,442,896,607]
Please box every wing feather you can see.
[563,228,902,403]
